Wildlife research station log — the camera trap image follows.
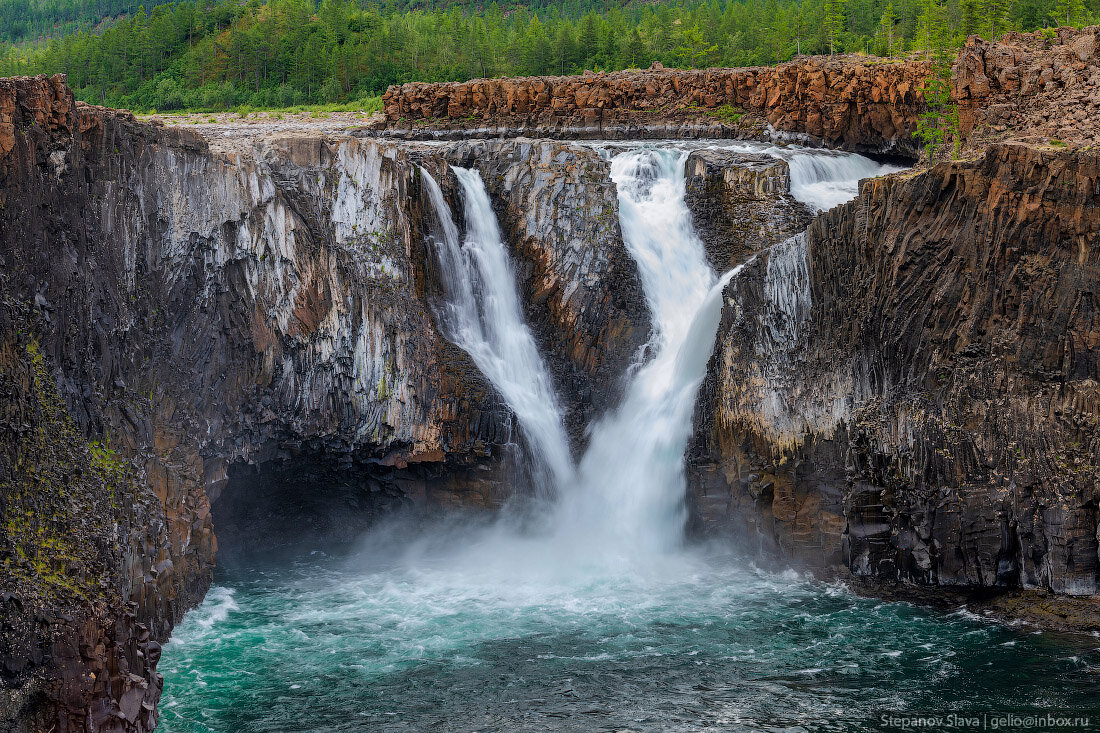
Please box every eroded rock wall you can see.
[683,149,812,273]
[382,56,930,156]
[691,143,1100,597]
[954,26,1100,151]
[0,74,659,731]
[0,75,515,732]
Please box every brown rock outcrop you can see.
[382,56,931,156]
[954,26,1100,151]
[691,143,1100,598]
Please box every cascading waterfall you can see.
[420,167,574,493]
[421,148,811,558]
[776,149,902,212]
[553,149,736,557]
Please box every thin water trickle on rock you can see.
[159,145,1099,732]
[421,166,574,493]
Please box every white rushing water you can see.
[552,149,735,558]
[779,150,901,212]
[420,167,574,492]
[417,150,737,572]
[596,140,904,214]
[420,144,893,562]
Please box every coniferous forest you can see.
[0,0,1097,112]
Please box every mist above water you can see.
[414,148,737,572]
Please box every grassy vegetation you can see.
[136,96,383,119]
[704,103,746,124]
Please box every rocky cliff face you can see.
[0,76,646,732]
[382,56,930,156]
[954,26,1100,153]
[690,143,1100,601]
[683,149,812,273]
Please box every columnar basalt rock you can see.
[683,149,813,273]
[690,144,1100,602]
[0,75,520,731]
[381,56,931,156]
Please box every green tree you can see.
[877,3,899,56]
[916,0,960,160]
[1052,0,1085,25]
[824,0,846,54]
[984,0,1014,40]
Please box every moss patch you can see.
[0,337,136,609]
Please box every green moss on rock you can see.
[0,337,138,610]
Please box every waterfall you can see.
[779,150,902,213]
[552,149,735,558]
[420,167,574,493]
[420,145,885,560]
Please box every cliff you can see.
[0,76,643,731]
[683,149,812,273]
[691,143,1100,605]
[954,26,1100,152]
[381,56,931,156]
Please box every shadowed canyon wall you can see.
[690,143,1100,598]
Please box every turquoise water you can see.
[158,519,1100,732]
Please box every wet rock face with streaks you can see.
[690,144,1100,597]
[0,75,519,732]
[445,139,651,445]
[683,149,813,273]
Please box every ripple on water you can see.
[159,537,1100,733]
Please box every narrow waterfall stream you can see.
[420,167,574,493]
[555,149,737,558]
[159,145,1099,733]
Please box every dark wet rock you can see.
[690,144,1100,603]
[0,75,521,732]
[683,149,812,273]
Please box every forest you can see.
[0,0,1096,112]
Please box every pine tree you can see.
[878,3,898,56]
[916,0,959,160]
[622,28,645,69]
[1052,0,1085,26]
[824,0,846,55]
[984,0,1012,42]
[961,0,982,36]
